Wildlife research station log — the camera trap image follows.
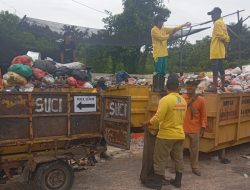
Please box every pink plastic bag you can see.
[32,68,47,80]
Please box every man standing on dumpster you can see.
[60,32,77,64]
[151,15,190,91]
[142,74,187,189]
[207,7,230,92]
[182,78,207,176]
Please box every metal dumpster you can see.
[105,85,150,131]
[0,89,131,189]
[146,92,250,152]
[194,93,250,152]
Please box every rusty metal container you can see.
[0,89,131,186]
[0,90,102,156]
[105,85,150,130]
[146,92,250,152]
[0,89,131,157]
[189,93,250,152]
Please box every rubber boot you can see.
[143,174,162,190]
[212,75,218,91]
[170,172,182,188]
[220,75,226,92]
[153,74,165,92]
[206,75,218,92]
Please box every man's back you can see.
[60,41,76,63]
[150,92,187,140]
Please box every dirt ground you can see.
[1,139,250,190]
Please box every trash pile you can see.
[183,65,250,93]
[93,71,151,89]
[1,55,93,92]
[225,66,250,93]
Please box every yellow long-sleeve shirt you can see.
[149,93,187,140]
[210,18,230,59]
[151,25,182,58]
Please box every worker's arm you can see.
[214,22,230,43]
[149,98,169,127]
[166,22,191,35]
[200,97,207,136]
[151,28,170,41]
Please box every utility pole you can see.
[237,10,242,65]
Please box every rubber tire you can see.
[34,160,74,190]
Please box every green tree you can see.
[0,11,58,74]
[228,24,250,66]
[101,0,170,74]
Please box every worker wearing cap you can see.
[207,7,230,92]
[182,79,207,176]
[142,74,187,189]
[151,15,191,91]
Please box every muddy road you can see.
[1,140,250,190]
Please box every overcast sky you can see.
[1,0,250,43]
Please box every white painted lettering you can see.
[44,98,51,113]
[110,102,115,116]
[51,98,58,112]
[109,101,127,117]
[35,98,63,113]
[58,98,62,112]
[35,98,43,112]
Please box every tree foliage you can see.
[1,6,250,75]
[99,0,170,74]
[0,11,58,73]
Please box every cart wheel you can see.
[34,160,74,190]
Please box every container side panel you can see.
[0,119,29,140]
[238,121,250,139]
[241,96,250,121]
[219,97,239,123]
[103,121,129,148]
[206,117,215,133]
[218,124,236,144]
[71,115,100,135]
[102,96,131,149]
[0,94,28,115]
[33,117,68,138]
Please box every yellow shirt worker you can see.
[144,74,187,189]
[207,7,230,92]
[151,15,191,76]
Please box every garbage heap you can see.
[93,71,151,88]
[183,65,250,93]
[1,55,93,92]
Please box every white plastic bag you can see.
[42,74,55,84]
[227,85,243,93]
[242,65,250,73]
[231,67,242,75]
[56,62,86,70]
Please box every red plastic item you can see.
[11,55,33,67]
[67,77,77,87]
[67,77,86,88]
[76,80,85,88]
[32,68,47,80]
